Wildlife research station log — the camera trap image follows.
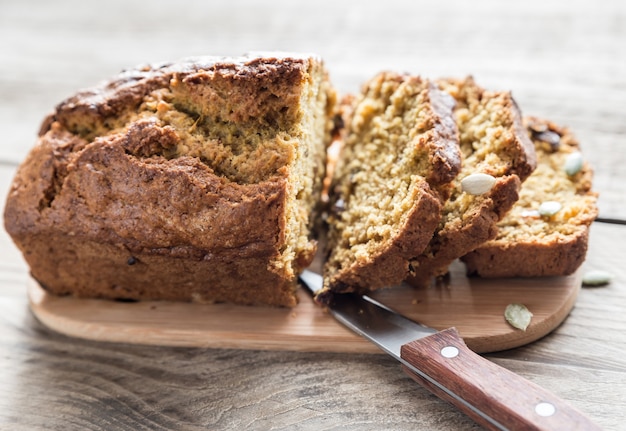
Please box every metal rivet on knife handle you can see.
[535,402,557,417]
[440,346,459,358]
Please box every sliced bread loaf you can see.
[316,72,462,302]
[4,53,336,307]
[461,117,598,277]
[405,77,537,287]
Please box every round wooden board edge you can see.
[26,278,380,353]
[26,270,582,354]
[461,275,582,353]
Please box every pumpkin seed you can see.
[504,303,533,331]
[538,201,562,217]
[564,152,584,176]
[461,173,496,195]
[582,270,612,287]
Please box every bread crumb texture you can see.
[405,77,537,286]
[320,72,461,297]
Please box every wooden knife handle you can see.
[400,328,600,431]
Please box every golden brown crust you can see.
[406,77,536,286]
[17,234,299,307]
[6,127,287,257]
[423,81,463,197]
[461,230,590,278]
[4,53,333,307]
[46,54,317,139]
[461,117,598,278]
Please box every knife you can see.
[298,270,600,431]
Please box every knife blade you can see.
[298,270,600,431]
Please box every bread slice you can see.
[461,117,598,277]
[405,77,537,287]
[4,53,336,307]
[316,72,462,302]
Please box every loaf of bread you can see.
[405,77,537,287]
[316,72,462,301]
[4,53,336,307]
[461,117,598,277]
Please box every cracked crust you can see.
[4,53,336,307]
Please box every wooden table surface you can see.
[1,0,625,429]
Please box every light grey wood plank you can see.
[1,0,625,429]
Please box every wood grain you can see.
[27,263,581,354]
[401,328,600,431]
[1,0,626,430]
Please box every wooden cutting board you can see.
[28,262,582,354]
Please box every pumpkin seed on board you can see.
[504,303,533,331]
